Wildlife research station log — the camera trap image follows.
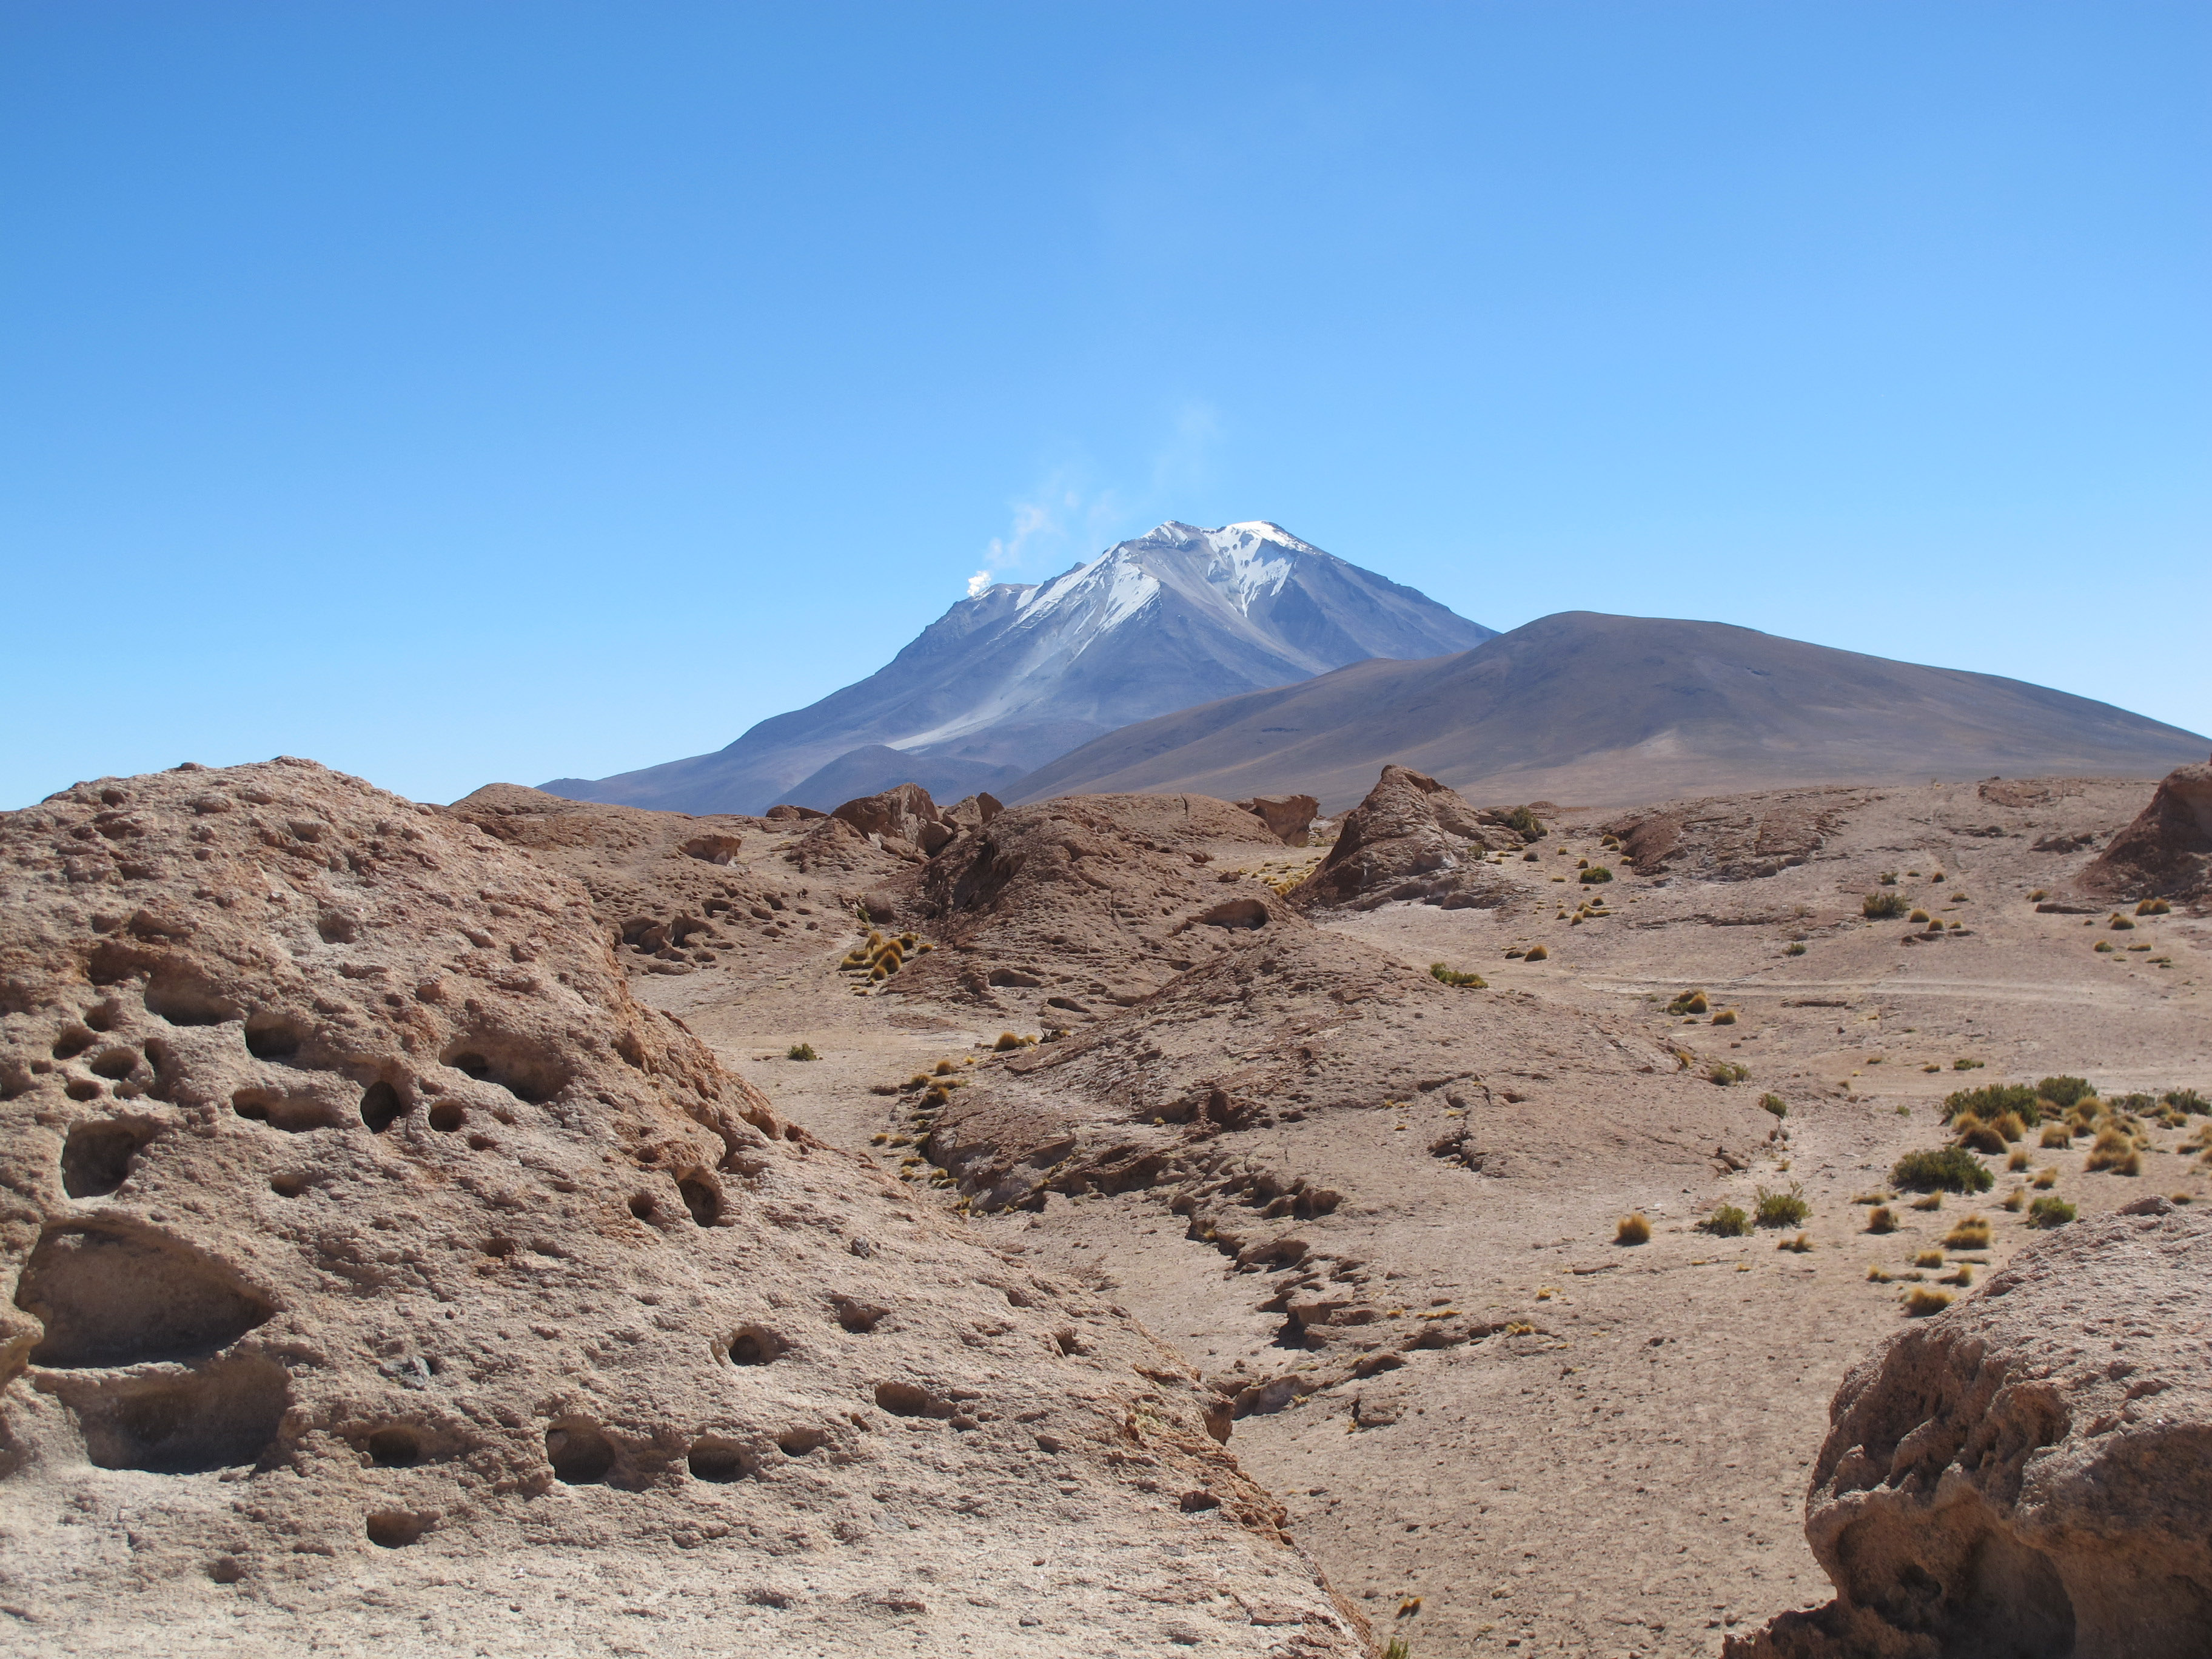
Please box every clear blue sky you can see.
[4,2,2206,809]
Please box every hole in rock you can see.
[17,1225,274,1368]
[679,835,744,865]
[628,1195,656,1221]
[61,1122,147,1199]
[365,1510,426,1549]
[231,1088,340,1133]
[243,1017,302,1062]
[315,913,357,944]
[54,1354,290,1473]
[65,1078,102,1101]
[207,1557,244,1584]
[678,1178,721,1226]
[545,1423,614,1484]
[776,1426,828,1457]
[727,1327,784,1366]
[439,1041,565,1104]
[269,1173,310,1198]
[359,1081,405,1133]
[427,1101,464,1134]
[89,1047,139,1081]
[836,1300,887,1334]
[367,1427,423,1467]
[87,939,157,987]
[143,976,236,1027]
[52,1025,96,1061]
[687,1439,747,1483]
[874,1382,931,1417]
[82,1001,119,1033]
[466,1133,494,1151]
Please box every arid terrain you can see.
[5,760,2207,1656]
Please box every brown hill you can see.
[1011,612,2210,810]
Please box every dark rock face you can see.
[2071,760,2212,909]
[1235,794,1319,846]
[1725,1202,2212,1659]
[830,782,953,855]
[1289,766,1519,911]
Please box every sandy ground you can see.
[636,777,2211,1658]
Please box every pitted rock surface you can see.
[1726,1202,2212,1659]
[0,760,1367,1657]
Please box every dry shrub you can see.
[1942,1215,1991,1250]
[1711,1009,1738,1026]
[1866,1205,1896,1233]
[993,1032,1022,1051]
[2039,1122,2073,1148]
[2085,1125,2141,1175]
[1524,944,1549,962]
[1615,1212,1651,1246]
[1703,1204,1751,1238]
[2026,1196,2076,1228]
[2006,1148,2029,1171]
[1911,1193,1944,1211]
[1994,1111,2027,1143]
[1912,1249,1945,1269]
[1906,1287,1953,1317]
[1952,1114,2007,1155]
[1754,1183,1809,1228]
[1667,989,1710,1016]
[2000,1187,2025,1212]
[1777,1232,1813,1253]
[2031,1168,2057,1190]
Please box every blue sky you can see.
[4,2,2206,809]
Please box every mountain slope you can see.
[540,521,1492,814]
[1011,612,2211,809]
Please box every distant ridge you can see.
[539,521,1491,814]
[1012,612,2211,810]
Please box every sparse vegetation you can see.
[1523,945,1548,962]
[2037,1076,2094,1109]
[1777,1232,1813,1253]
[1786,942,1807,956]
[1667,989,1709,1016]
[1953,1058,1984,1071]
[2085,1125,2141,1176]
[1912,1249,1946,1269]
[1941,1264,1974,1287]
[1911,1192,1943,1210]
[1760,1093,1787,1119]
[1866,1205,1895,1233]
[2027,1196,2077,1228]
[1578,865,1613,885]
[1429,962,1488,988]
[1615,1212,1651,1246]
[2028,888,2048,902]
[1942,1082,2040,1125]
[1909,910,1931,924]
[994,1031,1022,1051]
[2039,1122,2073,1148]
[1503,805,1546,840]
[1754,1182,1809,1228]
[1906,1287,1954,1316]
[2006,1148,2029,1171]
[1866,1265,1894,1282]
[786,1042,818,1062]
[1703,1205,1752,1238]
[2110,914,2136,931]
[2137,897,2172,915]
[2167,1088,2209,1116]
[1709,1061,1750,1086]
[1863,891,1911,920]
[1879,871,1898,886]
[1892,1145,1993,1193]
[2032,1167,2057,1189]
[1952,1114,2007,1155]
[2001,1187,2025,1212]
[1942,1215,1991,1250]
[1711,1009,1737,1026]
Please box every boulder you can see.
[1233,794,1319,846]
[762,801,827,822]
[2070,759,2212,909]
[1725,1201,2212,1659]
[1288,765,1513,910]
[942,793,1004,833]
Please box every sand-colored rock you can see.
[868,793,1287,1018]
[830,782,954,857]
[1288,766,1518,910]
[2071,758,2212,910]
[1603,786,1876,882]
[1726,1199,2212,1659]
[1235,795,1320,847]
[0,761,1367,1657]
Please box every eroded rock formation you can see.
[1726,1199,2212,1659]
[1288,766,1521,910]
[2071,759,2212,910]
[0,760,1367,1655]
[1603,786,1872,882]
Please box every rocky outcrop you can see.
[1287,766,1518,910]
[1725,1199,2212,1659]
[2071,759,2212,910]
[865,794,1287,1017]
[830,782,954,856]
[1603,787,1872,882]
[1235,794,1319,846]
[0,760,1367,1657]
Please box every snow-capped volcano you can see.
[541,521,1493,814]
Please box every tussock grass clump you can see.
[2032,1167,2057,1189]
[1503,805,1545,839]
[2094,940,2116,953]
[1893,1145,1992,1193]
[1777,1232,1814,1253]
[1523,944,1548,962]
[2028,888,2048,902]
[786,1042,817,1062]
[1941,1265,1974,1287]
[2001,1187,2025,1212]
[1912,1249,1946,1269]
[1992,1110,2027,1143]
[1866,1264,1894,1282]
[1754,1182,1809,1228]
[1952,1114,2007,1155]
[2006,1148,2029,1171]
[1863,891,1911,919]
[1942,1082,2040,1125]
[994,1031,1022,1051]
[1711,1009,1737,1026]
[1866,1205,1897,1233]
[1709,1061,1750,1086]
[2039,1122,2073,1148]
[2137,897,2171,915]
[1667,989,1710,1016]
[2036,1076,2095,1110]
[1786,942,1807,956]
[1879,871,1899,886]
[1703,1204,1752,1238]
[1906,1287,1953,1316]
[1909,910,1931,924]
[2027,1196,2077,1228]
[2085,1125,2141,1176]
[1615,1212,1652,1245]
[1911,1191,1943,1210]
[1760,1093,1788,1119]
[1578,865,1613,884]
[934,1059,957,1076]
[1429,962,1487,988]
[1942,1215,1991,1250]
[2109,914,2136,931]
[1953,1058,1985,1071]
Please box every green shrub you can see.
[786,1043,818,1062]
[1503,806,1546,840]
[1667,990,1710,1015]
[1785,942,1807,956]
[2026,1196,2077,1228]
[1942,1082,2040,1125]
[1953,1057,1985,1071]
[1754,1182,1810,1228]
[1863,891,1911,919]
[1892,1145,1994,1194]
[1760,1093,1788,1119]
[2035,1076,2095,1110]
[1703,1204,1752,1238]
[2165,1088,2209,1116]
[1578,865,1613,885]
[1429,962,1487,988]
[1709,1061,1750,1086]
[1879,871,1899,886]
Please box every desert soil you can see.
[640,775,2210,1658]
